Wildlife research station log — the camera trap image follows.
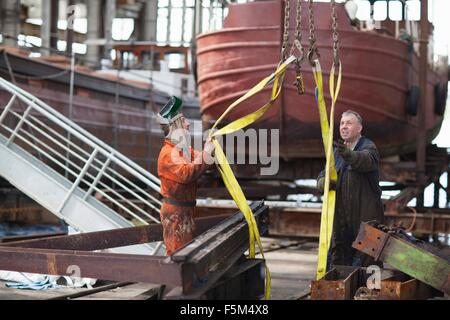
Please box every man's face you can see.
[181,116,190,131]
[340,113,362,142]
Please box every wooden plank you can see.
[48,281,132,300]
[74,283,164,300]
[0,281,85,300]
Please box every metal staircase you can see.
[0,77,163,255]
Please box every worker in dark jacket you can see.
[156,96,215,256]
[317,110,384,268]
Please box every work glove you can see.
[317,177,337,193]
[204,137,216,157]
[334,139,355,163]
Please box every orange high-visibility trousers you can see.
[157,139,210,255]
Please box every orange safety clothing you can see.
[157,139,211,255]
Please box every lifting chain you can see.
[281,0,291,62]
[289,0,305,95]
[307,0,320,66]
[331,0,340,67]
[281,0,305,95]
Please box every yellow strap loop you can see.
[209,56,296,299]
[312,59,342,280]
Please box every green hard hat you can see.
[159,96,183,120]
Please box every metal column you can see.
[416,0,429,208]
[86,0,102,67]
[50,0,59,50]
[104,0,116,60]
[141,0,158,42]
[41,0,52,55]
[65,0,75,56]
[2,0,20,47]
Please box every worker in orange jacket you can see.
[156,96,215,256]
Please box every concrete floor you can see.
[257,237,318,300]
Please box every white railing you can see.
[0,77,162,225]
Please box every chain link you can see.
[290,0,305,94]
[307,0,320,66]
[281,0,305,94]
[281,0,291,61]
[289,0,303,59]
[331,0,340,67]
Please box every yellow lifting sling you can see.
[209,56,296,299]
[313,61,342,280]
[308,0,343,280]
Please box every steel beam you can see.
[204,258,265,300]
[0,246,183,286]
[1,214,229,251]
[0,202,267,298]
[311,266,361,300]
[1,224,162,250]
[266,207,450,238]
[378,275,442,300]
[173,201,269,296]
[352,222,450,295]
[0,232,66,244]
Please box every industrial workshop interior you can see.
[0,0,449,306]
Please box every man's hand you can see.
[204,137,216,156]
[317,177,337,193]
[334,139,355,162]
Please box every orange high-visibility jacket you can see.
[157,139,210,255]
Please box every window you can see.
[166,52,185,70]
[170,8,183,43]
[373,1,387,21]
[355,0,371,21]
[112,19,134,41]
[405,0,420,21]
[157,7,169,43]
[157,0,225,45]
[388,1,403,21]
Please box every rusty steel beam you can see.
[1,215,229,251]
[269,207,321,237]
[352,223,450,295]
[0,202,267,298]
[378,275,442,300]
[311,266,361,300]
[0,232,66,244]
[267,207,450,238]
[1,225,162,250]
[173,201,269,297]
[0,246,183,286]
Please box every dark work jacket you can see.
[318,136,384,266]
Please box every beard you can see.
[168,118,191,160]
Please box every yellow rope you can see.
[209,56,296,299]
[312,60,342,280]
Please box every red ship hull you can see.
[196,0,447,159]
